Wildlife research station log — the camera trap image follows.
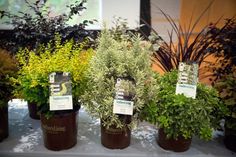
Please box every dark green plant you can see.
[143,70,227,140]
[12,35,94,115]
[207,18,236,129]
[0,0,97,52]
[208,18,236,80]
[214,66,236,129]
[0,49,18,107]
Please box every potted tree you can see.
[13,36,93,150]
[0,49,18,142]
[81,24,157,149]
[142,70,227,152]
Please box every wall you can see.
[150,0,181,42]
[180,0,236,32]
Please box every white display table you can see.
[0,100,235,157]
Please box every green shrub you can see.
[81,25,158,129]
[143,70,228,140]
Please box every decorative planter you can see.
[101,115,131,149]
[0,106,8,142]
[40,110,78,151]
[157,128,192,152]
[28,102,40,120]
[224,117,236,152]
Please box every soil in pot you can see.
[157,128,192,152]
[40,110,78,151]
[101,115,131,149]
[0,106,8,142]
[224,118,236,152]
[28,102,40,120]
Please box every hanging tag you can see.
[113,78,134,115]
[49,72,73,110]
[175,62,198,99]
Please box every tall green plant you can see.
[81,25,158,129]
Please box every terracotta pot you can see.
[157,128,192,152]
[224,118,236,152]
[0,106,8,142]
[28,102,40,120]
[101,115,131,149]
[40,110,78,151]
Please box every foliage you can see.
[12,35,93,114]
[148,3,229,74]
[81,24,158,129]
[208,18,236,80]
[214,66,236,129]
[0,49,18,107]
[0,0,96,52]
[208,18,236,129]
[143,70,228,140]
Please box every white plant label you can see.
[49,95,73,111]
[49,72,73,110]
[176,62,198,99]
[113,99,134,115]
[113,78,134,115]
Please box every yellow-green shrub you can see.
[13,36,93,113]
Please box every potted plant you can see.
[0,49,18,142]
[142,70,227,152]
[13,36,93,150]
[214,66,236,152]
[81,24,157,149]
[207,18,236,152]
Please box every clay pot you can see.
[40,110,78,151]
[101,115,131,149]
[28,102,40,120]
[224,117,236,152]
[157,128,192,152]
[0,106,8,142]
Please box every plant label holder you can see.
[176,62,198,99]
[49,72,73,111]
[113,78,134,115]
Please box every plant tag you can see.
[113,99,134,115]
[176,62,198,99]
[113,78,134,115]
[49,72,73,110]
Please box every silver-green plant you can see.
[81,25,158,129]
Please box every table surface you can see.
[0,99,235,157]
